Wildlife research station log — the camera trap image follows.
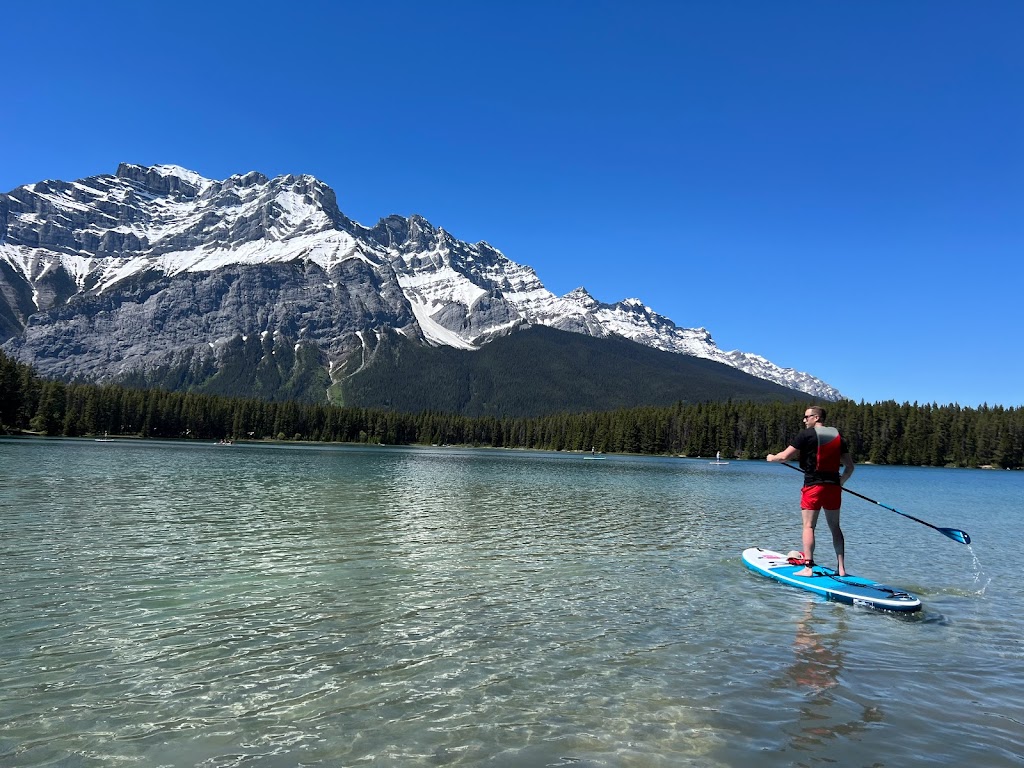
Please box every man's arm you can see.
[767,445,799,463]
[840,453,854,486]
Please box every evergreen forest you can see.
[2,351,1021,468]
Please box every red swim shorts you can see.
[801,484,842,511]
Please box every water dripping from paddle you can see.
[967,545,991,596]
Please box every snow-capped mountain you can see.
[0,164,842,400]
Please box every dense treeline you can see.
[2,350,1021,468]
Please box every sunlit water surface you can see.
[1,438,1021,766]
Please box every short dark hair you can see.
[809,406,826,421]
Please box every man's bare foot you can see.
[796,567,814,577]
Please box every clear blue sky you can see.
[3,1,1021,407]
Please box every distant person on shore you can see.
[766,406,855,576]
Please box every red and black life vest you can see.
[797,426,844,485]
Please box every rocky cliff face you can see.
[0,164,843,401]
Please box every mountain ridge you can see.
[0,164,843,406]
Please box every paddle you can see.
[780,463,971,545]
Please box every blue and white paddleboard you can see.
[742,547,922,613]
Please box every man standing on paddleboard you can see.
[766,407,855,576]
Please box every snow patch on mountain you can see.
[407,297,479,350]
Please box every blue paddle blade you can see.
[942,528,971,545]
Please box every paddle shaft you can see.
[779,462,971,545]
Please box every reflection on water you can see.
[788,603,844,694]
[782,604,884,755]
[0,439,1022,767]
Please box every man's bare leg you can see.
[798,508,820,576]
[824,508,845,576]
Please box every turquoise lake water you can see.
[1,437,1021,766]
